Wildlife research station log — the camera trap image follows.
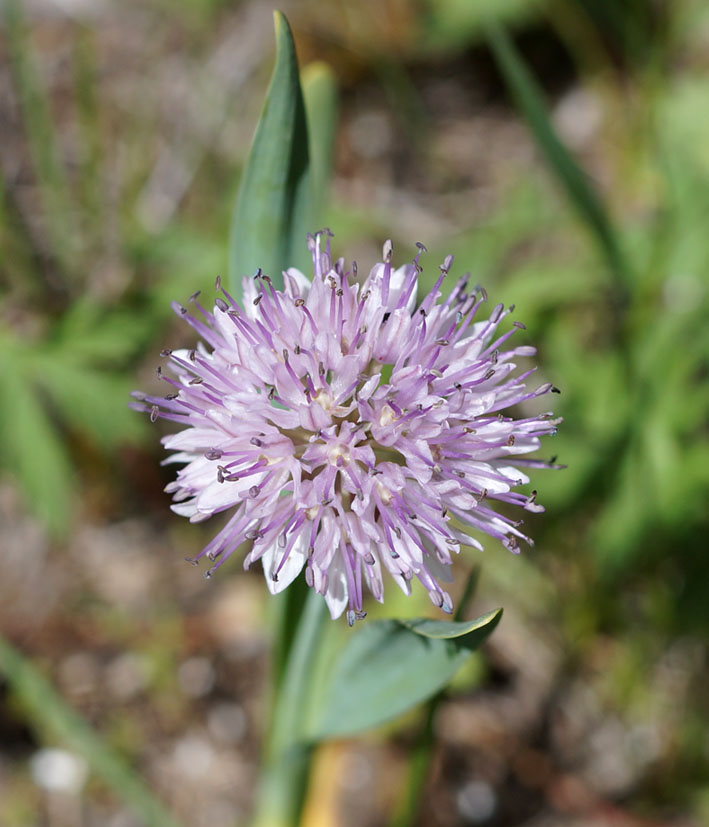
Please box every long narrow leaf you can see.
[302,61,338,224]
[0,636,181,827]
[0,346,74,537]
[229,11,312,292]
[485,22,632,294]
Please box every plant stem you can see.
[252,589,328,827]
[390,567,481,827]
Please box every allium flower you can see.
[133,233,560,624]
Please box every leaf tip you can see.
[273,9,289,34]
[302,60,336,87]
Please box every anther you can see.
[295,297,305,307]
[250,437,263,447]
[204,449,223,460]
[504,536,519,552]
[160,349,172,357]
[150,405,159,422]
[249,485,260,498]
[507,435,515,446]
[253,294,262,306]
[215,297,228,312]
[189,376,203,385]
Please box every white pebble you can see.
[30,748,88,793]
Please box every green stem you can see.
[390,567,480,827]
[252,589,328,827]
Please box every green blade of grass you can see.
[73,26,104,243]
[3,0,77,281]
[485,21,632,298]
[0,635,182,827]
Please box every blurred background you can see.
[1,0,708,825]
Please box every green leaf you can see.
[0,346,74,537]
[301,61,338,224]
[485,22,632,296]
[307,609,502,739]
[0,635,182,827]
[229,11,312,292]
[32,356,147,447]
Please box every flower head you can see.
[133,233,560,624]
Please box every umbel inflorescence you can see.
[133,232,560,624]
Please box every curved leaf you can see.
[307,609,502,740]
[485,22,632,295]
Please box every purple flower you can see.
[133,233,560,624]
